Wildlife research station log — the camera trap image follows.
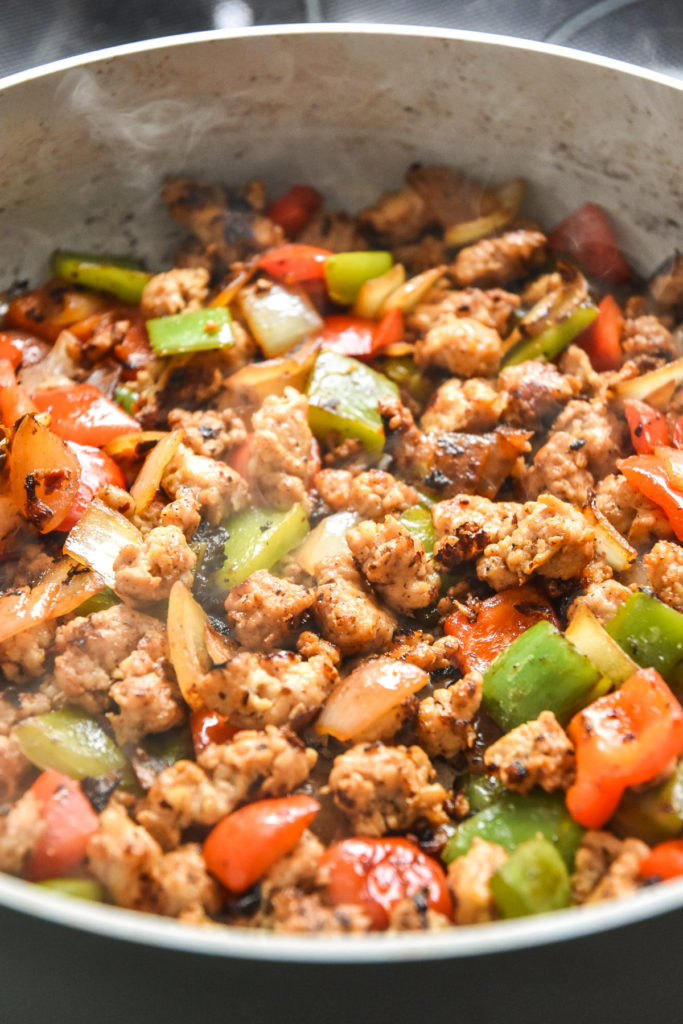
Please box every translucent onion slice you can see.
[239,282,323,358]
[0,556,104,644]
[582,499,636,572]
[316,656,429,741]
[616,356,683,409]
[566,604,638,686]
[379,266,446,316]
[130,428,184,515]
[224,341,319,408]
[18,329,80,392]
[167,581,211,711]
[352,263,406,319]
[64,496,142,586]
[9,415,81,533]
[444,178,524,248]
[103,431,166,460]
[292,511,359,576]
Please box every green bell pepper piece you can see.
[216,503,309,590]
[113,383,139,415]
[380,355,433,405]
[502,304,598,367]
[399,505,435,555]
[605,591,683,687]
[490,835,571,918]
[324,251,394,305]
[443,790,584,869]
[12,706,130,781]
[36,878,105,902]
[139,724,194,768]
[482,620,601,731]
[73,587,121,617]
[147,307,234,357]
[610,759,683,845]
[461,774,505,813]
[52,250,151,304]
[306,349,399,458]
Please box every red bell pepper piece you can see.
[640,839,683,882]
[566,667,683,829]
[624,399,671,455]
[315,309,404,359]
[24,769,99,882]
[547,203,631,284]
[266,185,322,237]
[618,452,683,542]
[258,244,333,285]
[320,836,452,930]
[203,795,320,893]
[190,708,239,754]
[576,293,624,371]
[32,383,141,446]
[444,585,559,675]
[57,442,126,532]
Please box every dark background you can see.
[1,0,683,79]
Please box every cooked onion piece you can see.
[167,580,212,711]
[129,428,184,515]
[292,511,359,576]
[317,656,429,741]
[0,556,104,644]
[63,496,143,586]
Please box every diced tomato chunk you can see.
[190,709,239,754]
[548,203,631,283]
[24,770,99,882]
[266,185,322,237]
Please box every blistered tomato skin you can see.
[320,837,453,929]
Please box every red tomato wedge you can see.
[190,708,239,755]
[57,442,126,532]
[32,383,141,446]
[320,836,453,930]
[203,795,320,893]
[547,203,631,283]
[576,293,624,371]
[640,839,683,882]
[266,185,322,237]
[444,585,559,675]
[258,244,333,285]
[624,399,671,455]
[24,770,99,882]
[566,668,683,829]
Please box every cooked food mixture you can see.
[2,164,683,933]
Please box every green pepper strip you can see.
[502,304,598,367]
[147,307,235,357]
[113,383,139,415]
[605,590,683,689]
[216,503,309,590]
[490,835,571,918]
[399,505,435,554]
[36,878,105,902]
[306,349,399,458]
[482,619,601,731]
[324,251,394,305]
[443,790,584,869]
[52,250,152,304]
[12,706,132,782]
